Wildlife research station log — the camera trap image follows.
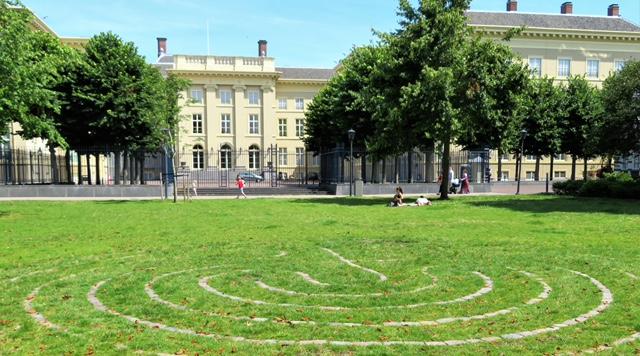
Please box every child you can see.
[236,175,247,199]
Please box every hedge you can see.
[553,172,640,199]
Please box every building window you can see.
[248,89,260,105]
[220,89,232,105]
[278,119,287,137]
[190,88,204,104]
[278,98,287,110]
[526,171,536,181]
[554,171,567,179]
[554,154,566,161]
[192,114,203,134]
[249,145,260,169]
[587,59,599,78]
[295,98,305,110]
[526,155,536,161]
[221,114,231,134]
[220,144,231,169]
[295,119,305,137]
[500,171,510,181]
[558,58,571,77]
[192,145,204,170]
[500,153,511,161]
[249,115,260,134]
[278,147,288,166]
[614,60,626,72]
[296,147,305,166]
[529,57,542,78]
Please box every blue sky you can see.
[22,0,640,68]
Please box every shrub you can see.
[553,180,585,195]
[603,171,635,183]
[577,180,610,197]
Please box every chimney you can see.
[157,37,167,58]
[258,40,268,57]
[561,2,573,14]
[506,0,518,12]
[608,4,620,17]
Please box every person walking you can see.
[460,169,471,194]
[236,175,247,199]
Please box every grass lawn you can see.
[0,195,639,355]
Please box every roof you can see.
[157,55,174,64]
[276,67,335,81]
[466,11,640,33]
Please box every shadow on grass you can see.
[468,196,640,215]
[292,197,393,207]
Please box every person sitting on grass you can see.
[390,187,404,207]
[415,195,432,206]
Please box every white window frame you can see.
[248,89,261,105]
[296,147,305,166]
[500,153,511,161]
[220,145,232,169]
[554,171,567,179]
[248,145,260,169]
[278,118,287,137]
[192,145,204,170]
[558,58,571,77]
[221,114,231,134]
[190,88,204,104]
[525,171,536,181]
[528,57,542,78]
[278,147,288,166]
[614,59,626,72]
[192,113,203,134]
[500,171,510,181]
[295,98,305,110]
[249,114,260,135]
[278,98,287,110]
[586,59,600,79]
[295,118,305,137]
[554,154,566,161]
[220,89,232,105]
[525,155,536,161]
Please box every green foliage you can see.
[600,60,640,155]
[0,0,72,147]
[554,173,639,199]
[552,180,585,195]
[559,76,603,159]
[521,77,565,156]
[55,32,189,151]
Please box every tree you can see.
[0,0,71,147]
[55,32,189,185]
[559,76,603,180]
[520,77,565,180]
[600,61,640,157]
[457,33,530,181]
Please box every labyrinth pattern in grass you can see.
[11,248,640,354]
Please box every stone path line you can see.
[322,248,388,282]
[87,270,612,348]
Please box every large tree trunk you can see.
[571,155,577,180]
[440,141,451,199]
[394,156,399,184]
[550,155,555,181]
[122,152,129,185]
[49,145,59,184]
[139,153,146,185]
[407,151,413,183]
[65,150,72,184]
[95,153,101,185]
[129,153,135,185]
[86,153,92,185]
[535,156,541,181]
[497,149,503,182]
[77,151,83,185]
[114,151,121,185]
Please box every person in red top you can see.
[236,175,247,199]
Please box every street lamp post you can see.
[348,129,356,197]
[162,128,177,202]
[516,129,528,195]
